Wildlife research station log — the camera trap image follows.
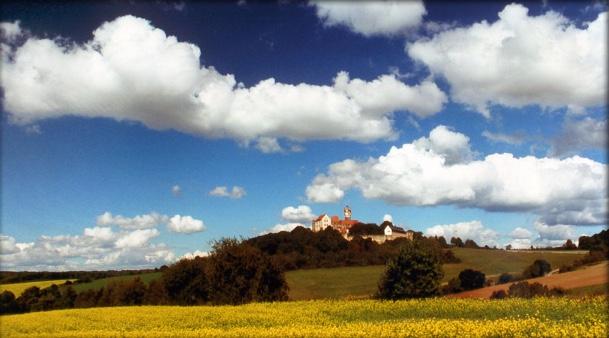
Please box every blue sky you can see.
[0,1,606,270]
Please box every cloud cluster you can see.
[96,211,167,229]
[1,210,207,270]
[0,227,174,271]
[482,130,525,145]
[0,15,446,150]
[171,185,182,196]
[306,125,607,225]
[407,4,607,117]
[209,186,246,199]
[167,215,205,234]
[506,222,578,249]
[425,220,499,247]
[312,1,426,37]
[281,205,315,223]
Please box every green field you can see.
[22,248,585,301]
[0,280,75,296]
[2,297,605,337]
[285,248,587,300]
[71,272,162,292]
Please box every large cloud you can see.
[0,15,446,149]
[306,125,607,225]
[407,4,607,117]
[425,220,499,247]
[311,1,426,37]
[0,227,174,271]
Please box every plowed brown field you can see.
[449,261,608,298]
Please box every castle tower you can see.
[343,205,352,220]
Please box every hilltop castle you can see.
[312,206,414,243]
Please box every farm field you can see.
[450,261,608,298]
[1,297,605,337]
[71,272,162,293]
[286,248,587,300]
[0,280,75,296]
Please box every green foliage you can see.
[458,269,486,290]
[506,281,566,298]
[523,259,551,279]
[207,238,288,305]
[377,242,444,300]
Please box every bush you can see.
[440,249,461,264]
[458,269,486,290]
[507,281,566,298]
[522,259,551,279]
[0,291,20,314]
[490,290,507,299]
[377,241,444,299]
[498,273,514,284]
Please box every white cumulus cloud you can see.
[407,4,607,117]
[509,227,533,239]
[0,15,446,151]
[425,220,499,247]
[167,215,205,234]
[306,125,607,225]
[115,228,160,248]
[96,211,168,229]
[312,1,426,37]
[281,205,315,223]
[209,186,246,199]
[383,214,393,223]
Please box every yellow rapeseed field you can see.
[0,280,74,296]
[1,297,606,337]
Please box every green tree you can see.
[377,241,444,300]
[207,238,288,305]
[458,269,485,290]
[523,259,551,278]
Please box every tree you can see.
[450,237,464,248]
[0,291,20,314]
[162,256,209,305]
[377,241,444,300]
[505,244,513,251]
[464,239,479,249]
[562,239,577,250]
[458,269,486,290]
[523,259,551,278]
[207,238,288,305]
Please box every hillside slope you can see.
[449,261,608,299]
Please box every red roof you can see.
[313,214,327,222]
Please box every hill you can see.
[285,248,587,300]
[0,280,75,296]
[449,261,608,298]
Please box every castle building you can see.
[312,205,359,235]
[312,206,414,243]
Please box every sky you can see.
[0,0,607,271]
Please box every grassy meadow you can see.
[286,248,587,300]
[0,280,75,296]
[1,297,605,337]
[71,272,162,293]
